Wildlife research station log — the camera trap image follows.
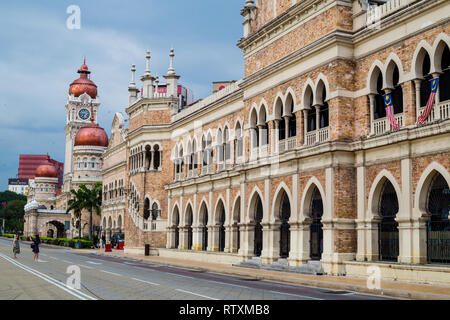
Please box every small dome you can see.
[69,60,98,99]
[35,161,58,178]
[74,122,109,147]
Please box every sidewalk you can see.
[83,248,450,300]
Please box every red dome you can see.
[74,122,109,147]
[35,161,58,178]
[69,61,98,99]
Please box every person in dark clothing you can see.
[32,235,41,262]
[101,234,106,248]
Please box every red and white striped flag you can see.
[384,93,400,131]
[417,78,439,125]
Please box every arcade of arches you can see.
[167,163,450,274]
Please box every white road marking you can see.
[37,259,48,263]
[269,290,323,300]
[79,265,93,269]
[100,270,122,277]
[131,278,160,286]
[0,253,96,300]
[203,279,250,290]
[169,273,195,280]
[61,260,72,264]
[86,261,102,265]
[175,289,219,300]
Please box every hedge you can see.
[1,234,93,249]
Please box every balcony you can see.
[305,127,330,146]
[372,113,404,136]
[418,100,450,124]
[279,136,297,153]
[175,172,184,181]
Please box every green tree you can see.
[66,182,102,240]
[0,191,27,233]
[66,188,85,239]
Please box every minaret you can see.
[164,47,180,98]
[128,64,139,105]
[141,50,155,99]
[241,0,257,38]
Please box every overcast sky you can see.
[0,0,244,190]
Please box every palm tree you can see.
[66,188,85,239]
[83,182,102,240]
[67,182,102,240]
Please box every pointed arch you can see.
[271,183,293,222]
[367,170,402,220]
[314,74,330,104]
[284,87,297,112]
[247,186,265,222]
[411,40,433,79]
[384,54,405,88]
[214,195,227,224]
[431,33,450,73]
[273,93,284,119]
[171,203,180,227]
[414,162,450,217]
[300,79,315,110]
[299,177,326,222]
[231,193,241,224]
[368,60,384,94]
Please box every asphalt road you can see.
[0,238,396,300]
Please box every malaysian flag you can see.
[417,78,439,125]
[384,93,400,131]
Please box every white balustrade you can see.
[418,100,450,124]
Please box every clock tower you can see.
[63,60,100,191]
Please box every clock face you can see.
[79,108,91,120]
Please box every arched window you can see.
[154,145,161,170]
[144,198,150,220]
[379,180,399,262]
[279,192,291,258]
[286,94,296,137]
[439,45,450,102]
[145,145,152,170]
[426,174,450,264]
[374,70,386,119]
[391,65,403,114]
[224,127,230,162]
[83,158,87,168]
[151,202,159,220]
[91,157,96,169]
[235,122,243,158]
[216,128,223,164]
[420,52,433,107]
[310,187,323,260]
[305,87,315,132]
[319,86,329,128]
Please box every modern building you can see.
[18,155,64,190]
[106,0,450,285]
[7,178,29,195]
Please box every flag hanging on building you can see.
[384,93,400,131]
[417,78,439,125]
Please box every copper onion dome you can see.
[35,159,58,178]
[69,58,98,99]
[74,122,109,147]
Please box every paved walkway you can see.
[81,248,450,300]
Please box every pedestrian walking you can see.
[12,232,20,259]
[31,234,41,262]
[101,233,106,249]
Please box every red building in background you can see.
[18,155,64,190]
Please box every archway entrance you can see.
[279,192,290,258]
[200,204,208,251]
[378,180,399,262]
[310,187,323,260]
[49,221,65,239]
[186,206,193,250]
[47,229,54,238]
[173,207,180,249]
[218,204,226,252]
[427,174,450,264]
[254,196,263,257]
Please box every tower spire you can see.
[145,50,151,76]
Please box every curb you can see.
[93,252,450,300]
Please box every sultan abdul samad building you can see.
[29,0,450,284]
